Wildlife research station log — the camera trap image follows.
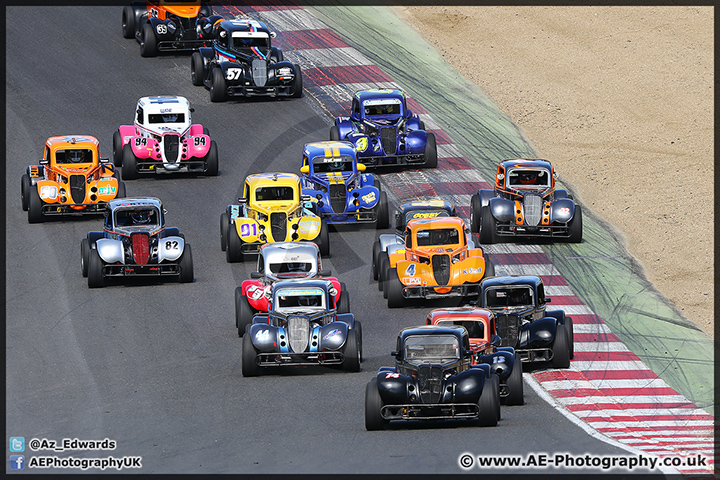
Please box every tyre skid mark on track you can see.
[215,3,714,474]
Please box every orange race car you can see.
[21,135,126,223]
[381,216,493,308]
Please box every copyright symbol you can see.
[30,439,40,451]
[459,453,474,469]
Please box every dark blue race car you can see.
[300,141,389,228]
[331,89,437,169]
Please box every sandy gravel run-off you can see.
[394,6,714,338]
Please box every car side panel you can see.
[157,235,185,262]
[96,238,124,264]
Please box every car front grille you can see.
[131,233,150,265]
[163,133,180,163]
[380,127,397,155]
[287,316,309,353]
[417,365,443,404]
[329,184,347,213]
[252,58,267,87]
[69,175,86,204]
[270,212,287,241]
[496,314,519,347]
[431,254,451,286]
[523,193,542,226]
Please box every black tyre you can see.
[236,288,255,337]
[203,127,210,136]
[477,373,499,427]
[88,248,105,288]
[116,181,127,199]
[316,219,330,257]
[565,316,575,359]
[484,258,495,277]
[226,222,243,263]
[419,120,426,130]
[329,125,340,141]
[269,47,284,63]
[121,6,136,39]
[551,323,571,369]
[378,253,389,292]
[386,268,404,308]
[479,205,498,244]
[291,64,303,98]
[200,3,213,17]
[241,333,260,377]
[191,51,206,86]
[354,320,363,362]
[178,244,194,283]
[27,184,44,224]
[140,22,158,57]
[21,174,30,211]
[112,130,123,167]
[220,212,229,251]
[491,373,501,420]
[375,191,389,229]
[342,328,360,372]
[504,353,525,406]
[337,283,350,314]
[470,193,482,233]
[204,140,219,176]
[80,238,90,278]
[121,144,138,180]
[210,67,227,102]
[371,240,382,280]
[423,132,438,168]
[567,205,583,243]
[365,378,388,431]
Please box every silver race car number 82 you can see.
[165,240,179,250]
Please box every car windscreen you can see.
[276,288,325,309]
[147,113,186,124]
[507,168,551,188]
[55,149,94,164]
[485,287,534,308]
[437,320,485,340]
[269,262,313,277]
[255,186,295,201]
[416,228,459,246]
[311,156,354,174]
[404,335,459,363]
[363,100,401,116]
[114,208,160,228]
[230,34,269,50]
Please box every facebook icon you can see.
[10,455,25,470]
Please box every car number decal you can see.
[165,240,179,250]
[384,372,400,378]
[226,68,242,80]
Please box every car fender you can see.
[452,367,488,403]
[347,132,370,154]
[34,180,59,202]
[219,61,247,84]
[233,217,261,242]
[183,133,211,159]
[147,17,174,39]
[328,278,342,304]
[188,124,204,136]
[476,349,514,381]
[376,371,411,404]
[396,260,428,286]
[449,255,486,284]
[387,250,405,269]
[26,165,44,184]
[404,130,427,154]
[317,321,349,351]
[92,177,120,201]
[117,125,135,147]
[549,198,576,223]
[354,185,379,209]
[520,316,557,349]
[296,216,321,241]
[129,136,157,159]
[198,46,215,63]
[405,116,422,131]
[244,283,270,311]
[359,172,375,187]
[158,235,185,262]
[334,313,355,330]
[268,60,297,77]
[87,231,104,246]
[248,323,281,352]
[334,117,353,139]
[96,238,124,264]
[378,233,402,252]
[488,197,515,223]
[478,189,495,208]
[545,309,566,325]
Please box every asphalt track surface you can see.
[5,6,674,476]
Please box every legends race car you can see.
[121,1,219,57]
[331,89,437,169]
[381,216,493,308]
[364,325,500,430]
[241,279,362,376]
[479,275,574,368]
[113,95,218,179]
[220,172,329,262]
[299,141,389,227]
[22,135,126,223]
[234,242,349,336]
[470,158,582,243]
[81,197,193,288]
[426,307,524,405]
[191,18,302,101]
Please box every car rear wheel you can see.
[329,125,340,141]
[241,333,260,377]
[121,6,136,39]
[567,205,583,243]
[236,289,255,337]
[337,283,350,314]
[204,140,219,176]
[88,248,105,288]
[112,130,124,167]
[140,22,158,57]
[116,180,127,198]
[210,67,227,102]
[80,238,90,277]
[27,184,44,224]
[219,212,229,251]
[386,268,404,308]
[291,64,303,98]
[371,240,381,281]
[365,378,388,431]
[378,253,389,292]
[121,144,138,180]
[21,174,30,211]
[178,245,194,283]
[191,52,206,86]
[479,204,499,244]
[423,132,438,168]
[484,258,495,277]
[551,323,571,369]
[342,328,360,372]
[375,191,389,229]
[354,320,363,362]
[316,219,330,257]
[504,353,525,406]
[477,373,499,427]
[470,193,482,233]
[566,316,574,359]
[226,222,244,263]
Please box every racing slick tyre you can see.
[316,219,330,257]
[291,64,303,98]
[112,130,124,167]
[365,378,388,431]
[121,144,139,180]
[477,373,499,427]
[342,328,361,372]
[21,174,30,211]
[375,191,389,229]
[140,22,158,57]
[504,353,525,406]
[491,373,501,420]
[204,140,219,176]
[121,6,136,39]
[203,127,210,136]
[329,125,340,141]
[241,333,260,377]
[200,3,213,17]
[565,316,575,359]
[551,323,571,369]
[354,320,363,362]
[484,258,495,277]
[191,52,206,86]
[210,67,228,102]
[236,289,255,337]
[479,205,499,244]
[81,238,90,278]
[220,212,230,251]
[178,245,194,283]
[470,193,482,233]
[567,205,583,243]
[88,249,105,288]
[371,240,382,280]
[27,184,44,224]
[226,222,244,263]
[423,132,438,168]
[116,181,127,198]
[378,252,390,292]
[386,268,405,308]
[419,120,426,131]
[337,283,350,314]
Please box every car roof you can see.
[246,172,300,189]
[272,278,330,292]
[107,197,163,210]
[45,135,99,151]
[354,89,405,103]
[406,216,465,231]
[137,96,190,114]
[398,324,467,341]
[220,18,271,34]
[261,242,319,262]
[481,275,543,289]
[428,307,494,324]
[303,141,357,161]
[499,158,553,171]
